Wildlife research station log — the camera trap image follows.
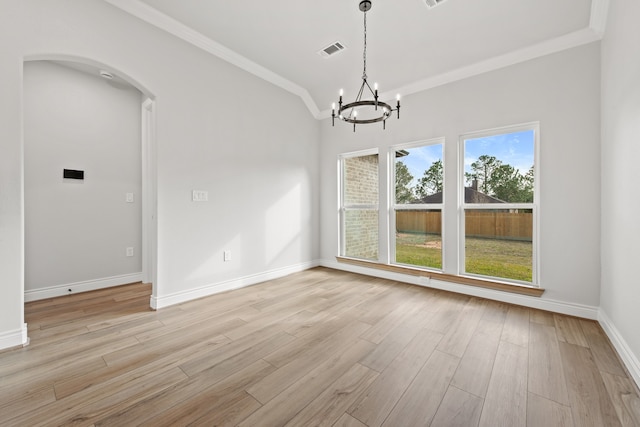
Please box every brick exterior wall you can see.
[343,154,379,259]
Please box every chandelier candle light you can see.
[332,0,400,131]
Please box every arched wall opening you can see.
[22,55,157,322]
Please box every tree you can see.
[466,156,534,202]
[489,164,535,203]
[523,165,534,196]
[489,164,526,202]
[415,159,443,199]
[513,165,535,203]
[466,155,502,194]
[395,161,415,203]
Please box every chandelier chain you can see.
[362,10,367,80]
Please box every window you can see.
[460,124,538,284]
[392,140,444,270]
[340,150,379,261]
[337,122,540,292]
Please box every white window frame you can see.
[390,138,445,271]
[338,148,380,260]
[458,122,540,286]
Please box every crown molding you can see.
[589,0,611,36]
[392,28,602,109]
[102,0,320,118]
[320,27,602,118]
[104,0,606,122]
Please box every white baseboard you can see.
[319,259,599,320]
[598,309,640,389]
[427,278,599,319]
[0,323,28,351]
[151,260,321,310]
[24,273,143,302]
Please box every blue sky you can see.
[399,144,443,187]
[398,130,535,188]
[464,130,535,178]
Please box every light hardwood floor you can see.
[2,267,639,426]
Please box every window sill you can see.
[335,256,545,297]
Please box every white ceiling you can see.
[104,0,607,118]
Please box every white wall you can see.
[320,43,602,313]
[23,61,142,297]
[0,0,31,348]
[0,0,319,349]
[600,0,640,383]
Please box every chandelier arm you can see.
[346,79,367,119]
[363,79,376,96]
[356,80,366,102]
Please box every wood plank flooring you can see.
[2,267,639,426]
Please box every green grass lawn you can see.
[396,232,532,282]
[395,233,442,269]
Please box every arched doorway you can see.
[22,56,157,324]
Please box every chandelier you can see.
[332,0,400,131]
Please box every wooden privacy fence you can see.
[396,211,442,234]
[396,210,532,241]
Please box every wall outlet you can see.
[126,247,134,257]
[223,250,231,262]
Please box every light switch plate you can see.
[192,190,208,202]
[126,193,134,203]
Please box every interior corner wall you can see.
[0,0,320,349]
[23,61,142,296]
[320,42,602,311]
[0,1,27,346]
[600,0,640,380]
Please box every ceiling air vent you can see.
[318,41,346,58]
[423,0,447,9]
